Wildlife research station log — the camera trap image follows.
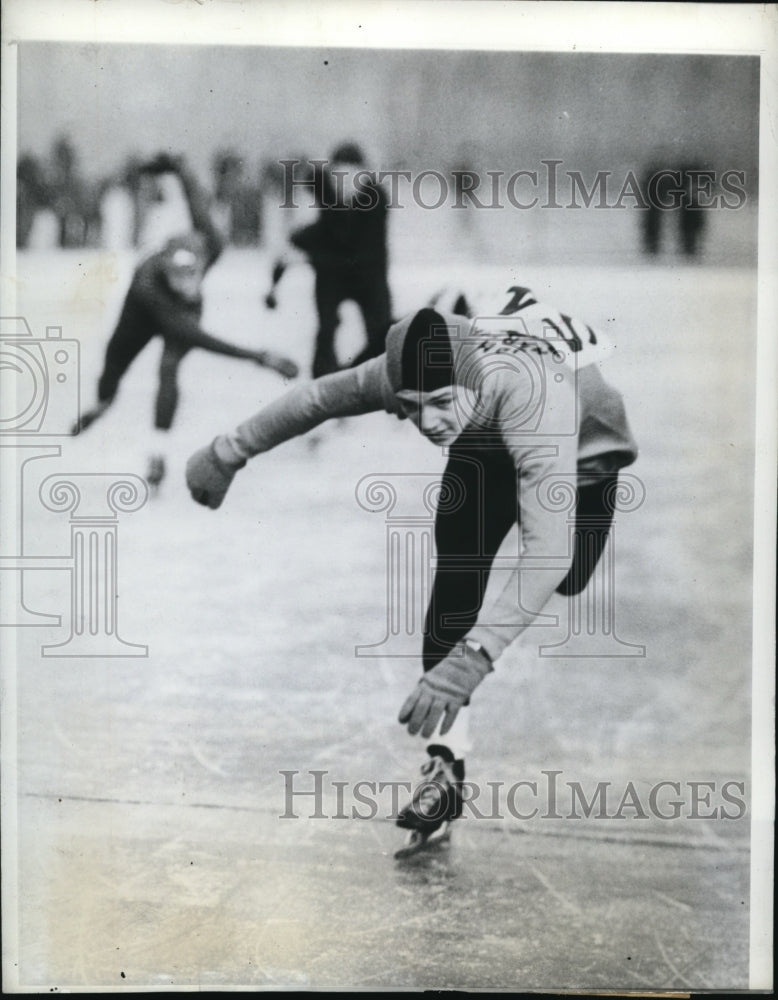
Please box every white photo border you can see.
[1,1,775,993]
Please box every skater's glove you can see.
[255,349,299,380]
[186,437,246,510]
[398,641,493,738]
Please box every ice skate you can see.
[394,744,464,859]
[145,453,166,495]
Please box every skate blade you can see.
[393,823,451,860]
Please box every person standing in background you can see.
[264,141,393,378]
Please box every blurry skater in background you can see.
[16,153,49,249]
[186,288,638,857]
[48,135,100,249]
[16,135,100,250]
[641,159,708,258]
[264,141,392,378]
[211,149,262,247]
[73,153,299,492]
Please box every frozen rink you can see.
[3,229,760,990]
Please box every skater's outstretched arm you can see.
[398,640,494,739]
[394,427,577,738]
[143,152,224,268]
[264,255,288,310]
[264,239,313,309]
[175,157,224,269]
[186,357,397,508]
[461,387,579,664]
[130,266,298,378]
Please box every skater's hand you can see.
[186,437,246,509]
[265,260,286,310]
[399,641,493,738]
[255,350,299,380]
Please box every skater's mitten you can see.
[186,436,246,509]
[399,641,493,738]
[255,349,299,380]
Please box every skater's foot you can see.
[394,745,464,858]
[394,821,452,860]
[71,401,110,435]
[146,453,166,494]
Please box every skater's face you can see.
[165,263,204,303]
[397,387,463,446]
[163,245,205,303]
